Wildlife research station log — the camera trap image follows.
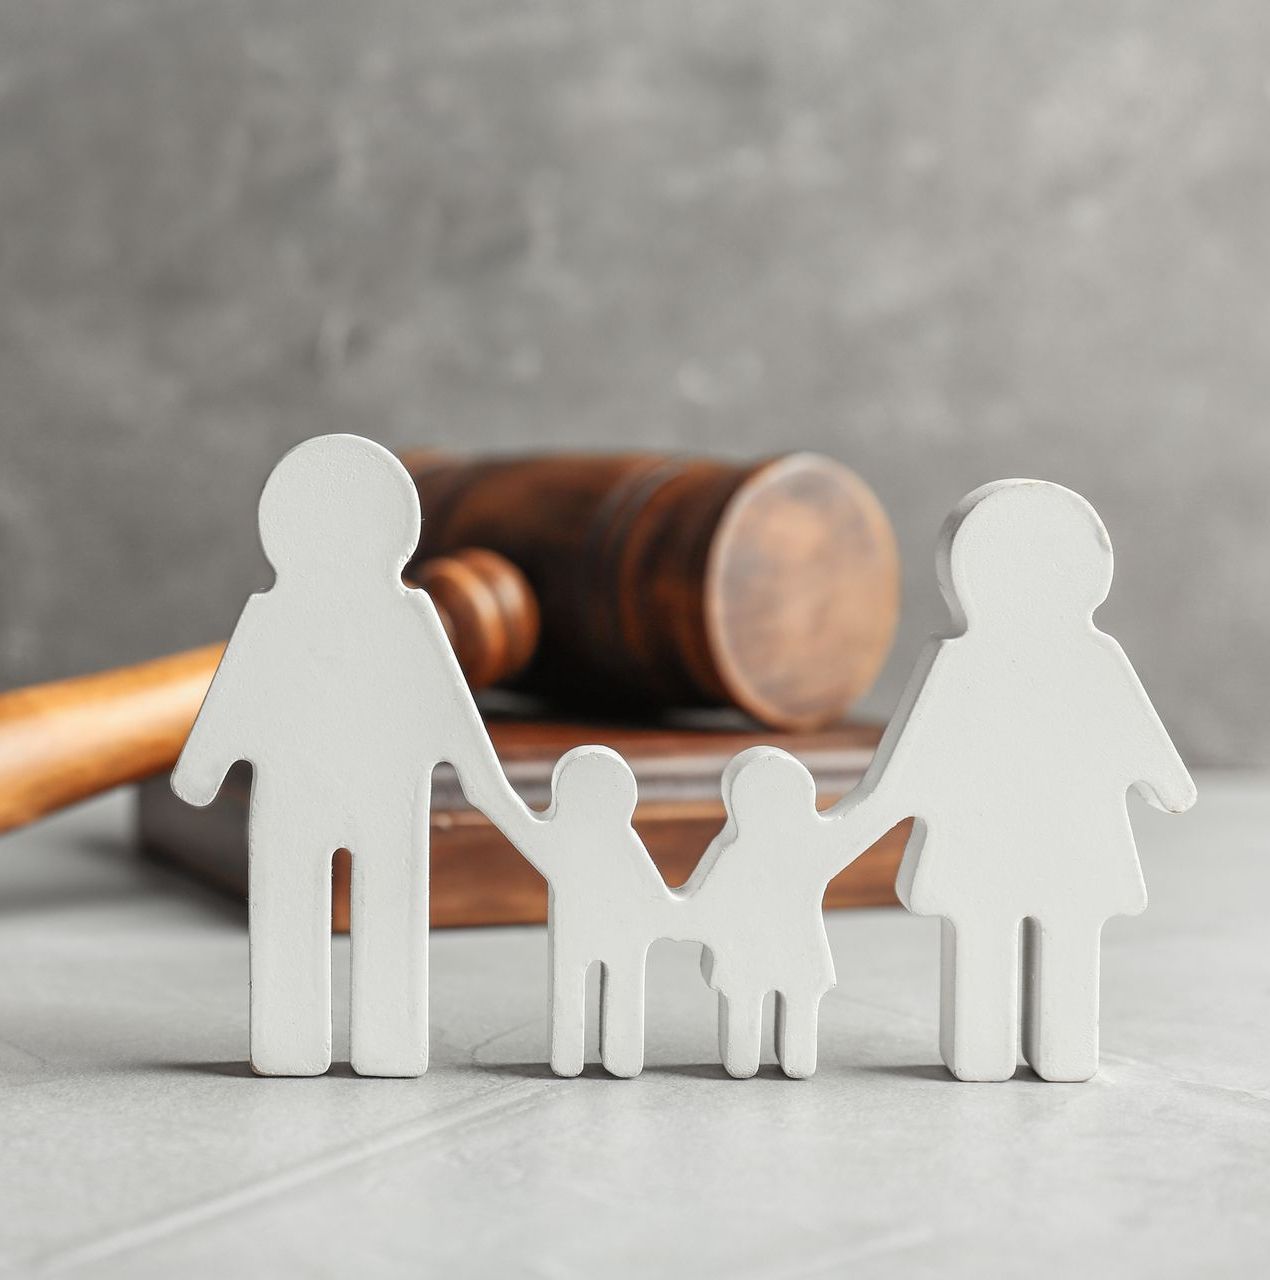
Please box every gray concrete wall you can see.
[2,1,1267,763]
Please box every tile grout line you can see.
[1100,1051,1270,1108]
[30,1078,551,1276]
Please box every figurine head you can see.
[258,434,421,585]
[723,747,818,830]
[938,479,1114,630]
[549,746,639,826]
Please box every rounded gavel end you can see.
[703,454,900,730]
[412,548,541,689]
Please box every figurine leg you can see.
[774,992,820,1079]
[248,832,333,1077]
[1022,917,1102,1082]
[599,954,647,1079]
[349,841,429,1077]
[549,949,589,1078]
[718,990,764,1079]
[940,917,1020,1082]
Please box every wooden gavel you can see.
[0,451,898,835]
[0,549,540,835]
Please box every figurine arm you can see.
[1111,644,1197,814]
[817,776,908,881]
[413,591,546,855]
[170,608,261,808]
[810,637,942,880]
[1135,723,1197,814]
[440,690,544,850]
[451,738,545,858]
[1130,692,1196,814]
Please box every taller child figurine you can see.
[836,479,1196,1083]
[171,435,525,1077]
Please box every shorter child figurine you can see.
[509,747,681,1078]
[684,748,875,1079]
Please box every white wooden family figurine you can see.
[172,435,1197,1084]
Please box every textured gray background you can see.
[2,1,1267,763]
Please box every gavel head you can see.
[404,451,900,730]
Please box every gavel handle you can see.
[0,645,226,836]
[0,549,539,836]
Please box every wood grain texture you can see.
[404,452,900,730]
[0,550,538,835]
[0,644,226,836]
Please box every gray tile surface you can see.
[3,2,1270,764]
[0,776,1267,1277]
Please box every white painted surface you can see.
[841,481,1196,1081]
[506,746,678,1079]
[0,777,1263,1276]
[684,747,871,1079]
[508,745,875,1080]
[171,435,526,1077]
[169,459,1194,1087]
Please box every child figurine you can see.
[685,747,874,1079]
[509,746,680,1079]
[840,479,1197,1082]
[171,435,527,1078]
[509,745,875,1081]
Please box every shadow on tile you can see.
[145,1060,366,1079]
[478,1061,786,1081]
[857,1063,1045,1083]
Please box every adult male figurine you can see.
[172,435,525,1077]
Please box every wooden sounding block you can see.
[139,717,908,930]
